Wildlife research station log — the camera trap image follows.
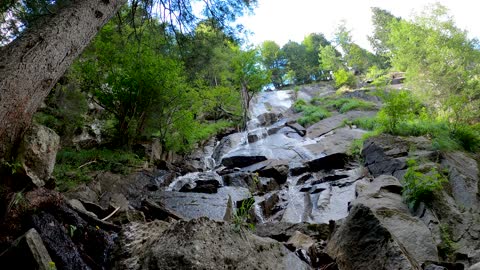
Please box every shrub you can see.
[297,106,330,127]
[376,90,421,133]
[54,148,144,191]
[233,197,255,232]
[334,69,357,89]
[402,159,447,209]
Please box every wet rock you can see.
[168,172,223,194]
[222,171,253,188]
[258,112,281,126]
[441,152,480,210]
[307,152,348,172]
[471,262,480,270]
[0,228,53,270]
[260,192,281,218]
[212,133,244,163]
[286,231,316,251]
[31,212,90,270]
[242,159,289,184]
[362,135,409,177]
[305,127,366,157]
[326,204,418,270]
[68,199,98,218]
[133,218,310,270]
[286,121,306,136]
[221,155,268,168]
[17,124,60,187]
[152,187,251,221]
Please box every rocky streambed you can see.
[2,85,480,270]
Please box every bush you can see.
[54,148,144,191]
[334,69,357,89]
[376,90,421,133]
[297,106,330,127]
[402,159,447,209]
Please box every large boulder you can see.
[306,110,376,139]
[242,159,289,184]
[326,204,418,270]
[116,218,311,270]
[258,112,281,126]
[327,175,439,269]
[212,133,244,164]
[17,124,60,187]
[167,172,223,194]
[221,155,268,168]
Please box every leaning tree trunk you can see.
[0,0,126,161]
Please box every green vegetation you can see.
[333,69,357,88]
[402,159,447,209]
[314,96,376,113]
[233,197,256,232]
[438,224,458,260]
[54,148,144,191]
[293,99,330,127]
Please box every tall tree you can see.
[368,7,400,56]
[0,0,256,161]
[302,33,330,80]
[282,41,309,85]
[259,40,286,88]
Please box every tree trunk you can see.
[0,0,126,161]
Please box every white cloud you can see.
[237,0,479,50]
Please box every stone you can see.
[258,112,281,126]
[286,231,316,251]
[470,262,480,270]
[286,121,306,136]
[141,199,183,221]
[168,171,223,194]
[307,152,348,172]
[113,220,171,270]
[306,110,376,139]
[242,159,289,184]
[127,218,310,270]
[17,124,60,187]
[326,204,417,270]
[441,151,480,210]
[212,133,244,163]
[221,155,268,168]
[0,228,54,270]
[68,199,98,219]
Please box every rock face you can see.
[116,218,310,270]
[242,159,289,184]
[327,204,418,270]
[17,124,60,187]
[258,112,281,126]
[327,175,439,269]
[167,172,223,194]
[221,155,268,168]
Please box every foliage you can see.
[438,224,458,260]
[387,4,480,124]
[296,105,330,127]
[333,69,357,89]
[376,90,421,133]
[368,7,400,57]
[316,97,376,113]
[402,159,447,209]
[318,45,343,72]
[54,148,143,191]
[259,40,287,88]
[232,197,256,232]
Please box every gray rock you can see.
[305,127,366,157]
[167,171,223,194]
[306,110,376,139]
[114,220,171,270]
[326,204,419,270]
[441,151,480,210]
[470,262,480,270]
[286,231,316,251]
[242,159,289,184]
[258,112,281,126]
[286,121,307,136]
[134,218,311,270]
[0,228,54,270]
[221,155,268,168]
[17,124,60,187]
[212,132,244,163]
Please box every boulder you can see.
[286,121,306,136]
[221,155,268,168]
[326,204,418,270]
[212,133,244,163]
[255,222,332,243]
[306,110,376,139]
[286,231,316,251]
[124,218,310,270]
[258,112,281,126]
[242,159,289,184]
[0,228,53,270]
[168,172,223,194]
[17,124,60,187]
[306,152,348,172]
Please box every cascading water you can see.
[158,87,366,225]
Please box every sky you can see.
[236,0,479,50]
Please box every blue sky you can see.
[236,0,479,50]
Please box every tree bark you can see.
[0,0,126,160]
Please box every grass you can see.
[312,96,376,113]
[54,148,144,191]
